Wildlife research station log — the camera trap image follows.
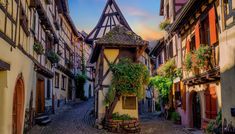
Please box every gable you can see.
[86,0,132,44]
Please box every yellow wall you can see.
[97,49,139,122]
[113,96,138,119]
[0,38,35,134]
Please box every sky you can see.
[68,0,164,42]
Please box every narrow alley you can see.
[28,99,195,134]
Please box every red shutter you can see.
[186,39,190,53]
[210,86,217,119]
[181,82,186,111]
[205,89,211,118]
[209,6,218,46]
[205,86,218,119]
[195,22,200,50]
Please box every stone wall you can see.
[105,119,140,133]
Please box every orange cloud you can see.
[134,23,165,41]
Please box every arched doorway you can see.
[12,77,25,134]
[191,91,201,129]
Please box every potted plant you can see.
[33,42,44,55]
[46,50,60,64]
[171,111,181,124]
[194,45,212,70]
[159,19,171,30]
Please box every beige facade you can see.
[0,0,82,133]
[219,0,235,126]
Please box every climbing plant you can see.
[150,76,172,104]
[75,73,87,100]
[105,58,150,119]
[184,52,193,72]
[157,58,176,79]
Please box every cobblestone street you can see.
[28,99,198,134]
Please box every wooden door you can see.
[36,79,45,113]
[13,78,24,134]
[192,92,201,129]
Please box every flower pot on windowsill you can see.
[46,51,60,64]
[33,42,44,55]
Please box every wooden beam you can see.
[0,60,10,71]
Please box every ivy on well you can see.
[104,58,150,106]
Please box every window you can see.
[224,0,235,29]
[200,16,210,45]
[61,75,66,90]
[190,35,196,51]
[168,42,173,58]
[55,72,59,88]
[174,83,181,107]
[47,80,51,99]
[158,54,162,66]
[122,96,137,110]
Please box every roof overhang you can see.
[90,42,148,63]
[169,0,204,33]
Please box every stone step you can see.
[35,115,49,123]
[38,118,52,126]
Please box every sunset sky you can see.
[68,0,164,41]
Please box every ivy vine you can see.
[105,58,150,106]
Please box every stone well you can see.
[105,119,140,133]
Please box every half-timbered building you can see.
[87,0,149,126]
[168,0,221,129]
[220,0,235,129]
[0,0,35,133]
[0,0,83,133]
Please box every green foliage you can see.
[150,76,172,103]
[174,68,182,78]
[104,87,116,106]
[75,74,87,99]
[110,58,149,98]
[33,42,44,55]
[46,50,60,64]
[157,59,176,79]
[155,102,161,111]
[185,53,193,72]
[194,45,212,68]
[112,113,133,121]
[171,112,181,122]
[206,111,222,134]
[159,19,171,30]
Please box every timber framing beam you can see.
[0,60,10,71]
[183,67,220,86]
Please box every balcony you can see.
[183,44,220,86]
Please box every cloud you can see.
[134,23,164,41]
[122,6,155,20]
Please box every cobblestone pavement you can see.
[28,99,199,134]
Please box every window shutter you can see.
[181,82,186,111]
[209,6,218,46]
[210,86,217,119]
[195,22,200,50]
[205,89,211,118]
[186,39,190,53]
